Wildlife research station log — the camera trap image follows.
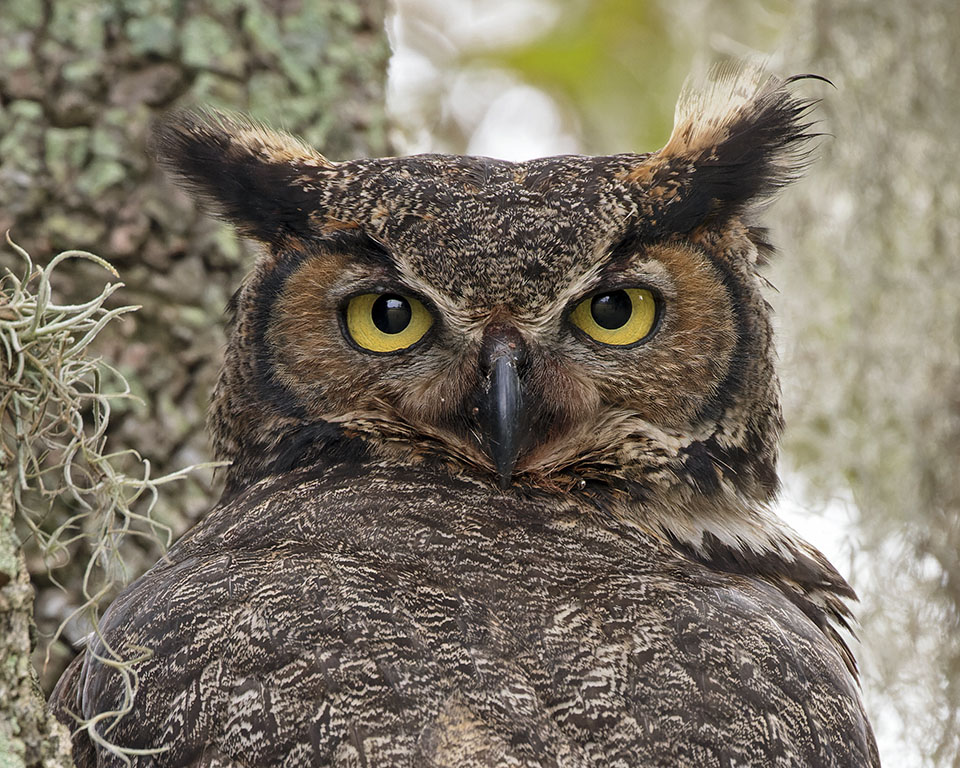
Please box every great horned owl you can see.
[51,67,879,767]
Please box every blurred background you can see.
[2,0,957,765]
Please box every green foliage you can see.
[483,0,794,153]
[493,0,680,151]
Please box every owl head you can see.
[154,67,846,618]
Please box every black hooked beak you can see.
[476,325,527,490]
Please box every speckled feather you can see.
[54,462,876,768]
[52,66,879,766]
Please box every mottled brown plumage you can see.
[51,66,879,767]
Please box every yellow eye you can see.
[345,292,433,353]
[569,288,658,346]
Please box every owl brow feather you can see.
[151,108,334,245]
[620,64,826,238]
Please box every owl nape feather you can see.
[51,64,879,768]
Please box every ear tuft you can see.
[627,63,824,234]
[151,109,335,244]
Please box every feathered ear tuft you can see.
[625,64,824,235]
[151,109,335,245]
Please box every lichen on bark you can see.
[0,0,391,697]
[1,472,75,768]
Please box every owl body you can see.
[51,67,879,766]
[57,462,873,767]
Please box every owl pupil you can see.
[372,294,412,334]
[591,291,632,330]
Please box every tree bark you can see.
[1,469,74,767]
[0,0,391,739]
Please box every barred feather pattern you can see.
[51,65,880,767]
[52,461,878,768]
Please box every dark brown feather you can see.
[51,65,877,768]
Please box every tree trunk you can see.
[774,1,960,762]
[0,469,74,767]
[0,0,391,744]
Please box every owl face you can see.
[154,68,812,527]
[263,163,740,487]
